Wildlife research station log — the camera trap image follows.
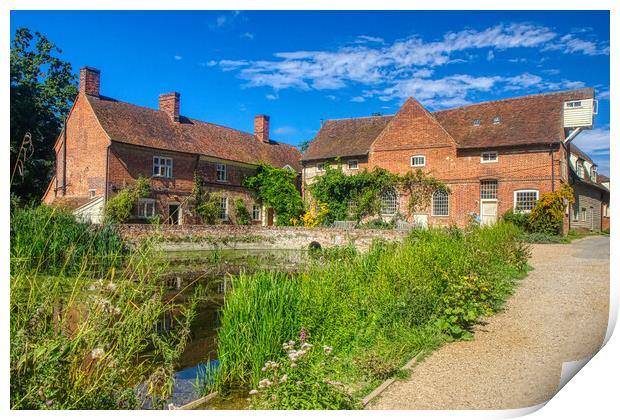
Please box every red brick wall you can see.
[45,93,110,200]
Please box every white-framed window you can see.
[216,163,227,182]
[481,151,498,163]
[561,158,568,180]
[137,198,156,219]
[565,100,583,109]
[493,116,501,125]
[89,189,96,198]
[219,196,228,220]
[153,156,173,178]
[317,162,326,172]
[591,166,597,182]
[514,190,539,212]
[282,164,294,171]
[432,190,449,216]
[473,119,481,126]
[576,160,585,178]
[252,204,262,221]
[480,180,498,200]
[410,155,426,167]
[380,188,398,216]
[348,160,359,170]
[581,207,587,222]
[572,205,579,221]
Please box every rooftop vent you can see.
[493,116,501,124]
[473,119,481,126]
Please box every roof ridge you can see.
[324,115,394,122]
[432,87,594,114]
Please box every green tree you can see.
[10,28,78,202]
[243,164,303,226]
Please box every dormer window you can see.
[473,119,481,126]
[493,116,501,125]
[410,155,426,167]
[153,156,173,178]
[591,166,597,182]
[216,163,227,182]
[565,100,583,109]
[576,160,585,178]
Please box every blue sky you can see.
[10,10,610,174]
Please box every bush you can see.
[528,185,574,235]
[234,199,251,226]
[502,208,531,231]
[104,176,151,223]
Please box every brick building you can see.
[42,67,302,225]
[302,88,609,231]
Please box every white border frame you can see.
[513,189,539,212]
[410,155,426,167]
[480,151,499,163]
[431,190,449,217]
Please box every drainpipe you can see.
[104,144,110,203]
[62,117,67,196]
[550,144,555,192]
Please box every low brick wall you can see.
[117,224,408,252]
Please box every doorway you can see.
[480,200,498,226]
[267,207,274,226]
[168,203,181,225]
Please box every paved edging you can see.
[361,351,423,406]
[178,391,218,410]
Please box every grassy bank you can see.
[10,205,196,409]
[210,222,530,409]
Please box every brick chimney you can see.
[79,67,100,97]
[254,115,270,143]
[159,92,180,122]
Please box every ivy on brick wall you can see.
[104,176,151,224]
[309,164,448,225]
[242,164,304,226]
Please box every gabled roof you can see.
[50,196,97,211]
[597,173,610,183]
[302,88,595,160]
[434,88,595,149]
[569,143,594,164]
[302,116,392,161]
[86,94,302,171]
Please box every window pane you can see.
[515,191,538,211]
[432,190,449,216]
[480,180,497,200]
[380,189,398,215]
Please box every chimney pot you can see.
[254,115,270,143]
[159,92,180,122]
[79,67,100,97]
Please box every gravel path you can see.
[370,236,610,410]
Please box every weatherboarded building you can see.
[302,88,609,231]
[43,67,301,225]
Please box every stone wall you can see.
[117,224,408,252]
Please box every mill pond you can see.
[150,248,309,408]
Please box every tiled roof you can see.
[50,196,96,211]
[86,95,302,171]
[434,88,595,149]
[597,173,610,183]
[302,88,595,160]
[569,143,594,164]
[302,116,392,161]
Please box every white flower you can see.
[261,366,267,372]
[290,363,298,368]
[288,340,295,346]
[280,374,288,383]
[301,343,313,351]
[249,389,258,395]
[323,345,333,354]
[258,378,272,388]
[107,282,117,291]
[168,403,177,410]
[91,347,105,359]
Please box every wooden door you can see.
[480,201,498,226]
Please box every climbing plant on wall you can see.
[104,176,151,223]
[242,164,304,226]
[528,184,575,235]
[191,173,223,225]
[309,164,447,225]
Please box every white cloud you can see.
[351,96,366,103]
[273,126,297,135]
[355,35,385,44]
[209,11,242,29]
[211,22,605,107]
[265,93,278,100]
[241,32,255,40]
[174,55,183,60]
[598,89,610,100]
[326,95,337,101]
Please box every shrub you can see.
[243,164,303,226]
[233,199,251,226]
[502,208,531,231]
[104,176,151,223]
[292,202,329,227]
[528,184,575,235]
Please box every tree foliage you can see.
[528,184,575,235]
[243,164,303,226]
[10,28,78,202]
[192,173,223,225]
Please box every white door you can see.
[480,201,498,226]
[413,214,428,228]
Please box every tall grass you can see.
[212,222,530,407]
[10,205,196,409]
